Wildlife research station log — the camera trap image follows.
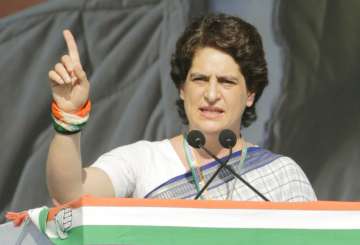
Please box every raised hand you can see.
[48,30,90,113]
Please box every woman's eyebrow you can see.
[189,73,209,79]
[189,73,239,82]
[217,75,239,82]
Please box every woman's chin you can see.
[192,123,225,135]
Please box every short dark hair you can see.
[170,13,268,127]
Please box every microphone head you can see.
[219,129,237,149]
[186,130,206,148]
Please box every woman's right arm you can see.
[46,30,115,204]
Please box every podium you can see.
[2,196,360,244]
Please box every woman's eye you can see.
[192,77,207,82]
[222,80,236,85]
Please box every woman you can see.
[47,13,316,203]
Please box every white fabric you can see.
[92,140,185,198]
[92,140,316,201]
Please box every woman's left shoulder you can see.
[264,152,317,201]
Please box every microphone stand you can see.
[197,146,269,202]
[194,147,233,199]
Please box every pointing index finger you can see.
[63,29,81,64]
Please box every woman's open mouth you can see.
[199,106,225,119]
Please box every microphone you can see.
[187,129,269,201]
[219,130,269,201]
[219,129,237,149]
[186,130,205,148]
[187,130,233,199]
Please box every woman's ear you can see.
[246,92,255,107]
[179,84,185,100]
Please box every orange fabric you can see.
[5,211,29,227]
[75,100,91,117]
[51,101,63,120]
[47,195,92,221]
[51,99,91,120]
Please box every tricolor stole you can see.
[31,196,360,245]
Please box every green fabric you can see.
[38,208,49,234]
[182,134,202,195]
[52,119,82,135]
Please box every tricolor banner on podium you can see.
[8,196,360,244]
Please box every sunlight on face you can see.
[180,47,255,135]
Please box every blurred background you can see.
[0,0,359,223]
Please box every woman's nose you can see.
[204,78,220,103]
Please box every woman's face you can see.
[180,47,255,136]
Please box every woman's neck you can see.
[194,132,246,161]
